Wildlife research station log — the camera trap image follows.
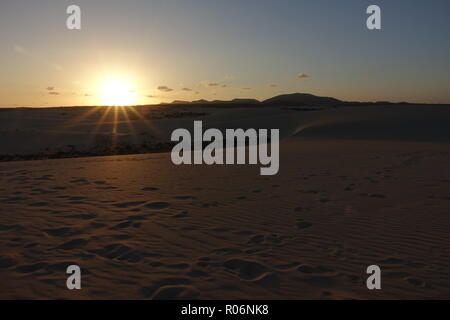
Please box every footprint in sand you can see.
[89,222,107,228]
[142,187,159,191]
[111,221,133,230]
[56,238,89,250]
[378,257,405,265]
[406,277,427,287]
[35,175,53,181]
[273,261,301,271]
[52,186,67,190]
[212,247,242,256]
[126,213,155,220]
[201,201,219,208]
[369,193,386,199]
[223,258,269,281]
[195,257,212,268]
[165,263,190,270]
[152,285,200,300]
[188,269,208,278]
[173,211,189,218]
[0,257,17,269]
[29,201,49,207]
[15,263,47,274]
[303,190,318,194]
[223,259,280,288]
[297,264,335,274]
[174,195,196,200]
[140,277,192,298]
[211,227,231,233]
[67,213,97,220]
[68,196,86,201]
[0,224,24,232]
[90,243,143,263]
[246,233,287,246]
[113,201,146,208]
[254,272,280,288]
[70,178,89,185]
[112,234,133,240]
[44,227,80,237]
[296,218,313,229]
[145,202,170,209]
[301,275,336,288]
[383,271,410,279]
[247,235,265,244]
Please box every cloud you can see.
[46,86,55,91]
[52,63,63,72]
[296,73,310,79]
[241,87,251,90]
[268,84,278,88]
[221,84,227,88]
[48,91,59,95]
[157,86,174,92]
[181,87,192,92]
[13,45,31,56]
[84,93,93,97]
[14,45,62,71]
[146,94,156,98]
[208,83,219,87]
[224,74,236,80]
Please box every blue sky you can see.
[1,0,449,106]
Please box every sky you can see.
[0,0,449,107]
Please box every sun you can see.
[99,78,136,106]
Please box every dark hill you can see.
[263,93,342,106]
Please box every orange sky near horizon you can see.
[1,0,450,107]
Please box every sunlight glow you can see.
[100,78,136,106]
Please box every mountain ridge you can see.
[167,92,400,107]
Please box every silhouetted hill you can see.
[263,93,342,106]
[230,98,260,104]
[170,93,342,107]
[165,93,411,108]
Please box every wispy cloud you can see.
[14,44,63,71]
[51,63,63,72]
[157,86,174,92]
[296,73,310,79]
[268,84,278,88]
[181,87,192,91]
[13,45,31,56]
[208,83,219,87]
[224,74,236,80]
[241,87,252,90]
[46,86,59,95]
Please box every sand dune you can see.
[0,104,450,299]
[1,104,450,158]
[293,105,450,142]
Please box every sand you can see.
[0,104,449,299]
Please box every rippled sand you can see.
[1,137,449,299]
